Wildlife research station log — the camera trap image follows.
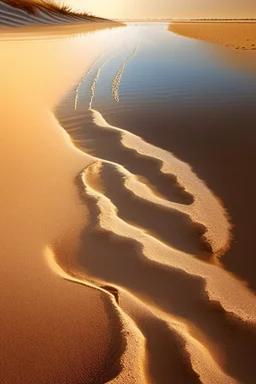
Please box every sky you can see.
[61,0,256,19]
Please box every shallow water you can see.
[56,23,256,382]
[57,23,256,291]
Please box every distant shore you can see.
[118,19,256,24]
[169,21,256,50]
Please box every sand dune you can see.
[0,0,109,28]
[169,22,256,51]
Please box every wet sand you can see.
[167,22,256,289]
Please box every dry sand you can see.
[169,22,256,51]
[0,24,136,384]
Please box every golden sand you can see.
[169,22,256,51]
[1,21,256,384]
[0,24,129,383]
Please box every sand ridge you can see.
[56,37,256,383]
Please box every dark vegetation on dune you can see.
[2,0,104,19]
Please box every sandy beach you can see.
[0,24,140,383]
[1,12,256,384]
[169,22,256,51]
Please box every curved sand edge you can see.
[77,158,255,383]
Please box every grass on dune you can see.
[2,0,36,14]
[2,0,97,18]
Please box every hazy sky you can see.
[62,0,256,19]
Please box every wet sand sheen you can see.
[80,161,256,384]
[55,24,256,383]
[77,23,256,292]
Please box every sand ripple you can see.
[56,108,256,382]
[53,43,256,383]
